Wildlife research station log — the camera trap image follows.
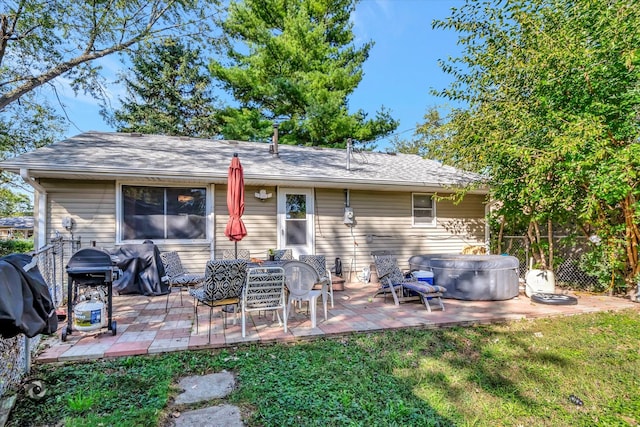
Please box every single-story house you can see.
[0,131,488,275]
[0,216,34,240]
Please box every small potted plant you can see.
[268,248,275,261]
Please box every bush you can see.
[0,239,34,257]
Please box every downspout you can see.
[20,168,47,250]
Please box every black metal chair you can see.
[189,259,247,342]
[160,251,205,311]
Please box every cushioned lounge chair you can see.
[373,255,446,312]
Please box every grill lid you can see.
[66,248,114,274]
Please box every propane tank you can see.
[74,297,106,331]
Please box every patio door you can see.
[277,188,314,258]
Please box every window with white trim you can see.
[412,193,436,226]
[120,185,207,241]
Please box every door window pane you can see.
[285,194,307,245]
[285,220,307,245]
[286,194,306,219]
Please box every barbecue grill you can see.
[63,248,119,341]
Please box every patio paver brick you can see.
[33,282,640,364]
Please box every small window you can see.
[413,193,436,226]
[120,185,207,241]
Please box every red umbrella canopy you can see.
[224,154,248,242]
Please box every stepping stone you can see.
[173,404,243,427]
[173,371,236,405]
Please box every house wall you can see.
[314,189,487,273]
[36,180,486,276]
[213,184,278,260]
[39,179,211,273]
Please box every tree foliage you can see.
[0,0,220,111]
[0,187,32,217]
[209,0,398,148]
[0,93,65,194]
[417,0,639,291]
[109,38,222,138]
[1,0,221,194]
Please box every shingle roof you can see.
[0,132,486,192]
[0,216,34,229]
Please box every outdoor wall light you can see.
[255,189,273,201]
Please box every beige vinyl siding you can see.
[43,179,116,247]
[213,185,277,260]
[36,180,486,276]
[40,179,212,271]
[314,189,486,272]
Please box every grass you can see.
[7,309,640,426]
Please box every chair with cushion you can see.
[299,254,334,308]
[373,255,446,312]
[189,259,247,342]
[272,249,293,261]
[222,249,251,260]
[284,261,327,328]
[160,251,205,311]
[241,266,287,337]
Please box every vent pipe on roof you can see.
[346,138,352,171]
[270,123,279,157]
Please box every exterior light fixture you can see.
[255,189,272,201]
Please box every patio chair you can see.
[299,255,334,308]
[271,249,293,261]
[222,249,251,260]
[189,259,247,342]
[160,251,205,311]
[241,266,287,337]
[284,261,327,328]
[373,255,446,312]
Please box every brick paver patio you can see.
[35,281,640,364]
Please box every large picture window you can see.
[121,185,207,241]
[412,193,436,226]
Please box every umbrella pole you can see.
[235,241,238,259]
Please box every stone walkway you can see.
[169,371,243,427]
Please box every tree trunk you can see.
[547,218,554,271]
[497,217,505,254]
[623,193,639,286]
[530,220,547,270]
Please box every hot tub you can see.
[408,254,520,301]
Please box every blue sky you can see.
[55,0,464,151]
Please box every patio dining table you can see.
[245,259,329,320]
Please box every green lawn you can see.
[7,309,640,426]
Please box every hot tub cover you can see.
[409,254,520,301]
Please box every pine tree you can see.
[111,38,221,138]
[210,0,398,148]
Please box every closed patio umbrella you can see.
[224,153,247,258]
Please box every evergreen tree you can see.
[110,38,222,138]
[210,0,398,148]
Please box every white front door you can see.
[277,188,314,258]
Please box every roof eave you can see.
[5,166,489,194]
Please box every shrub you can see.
[0,239,34,257]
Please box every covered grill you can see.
[63,248,119,340]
